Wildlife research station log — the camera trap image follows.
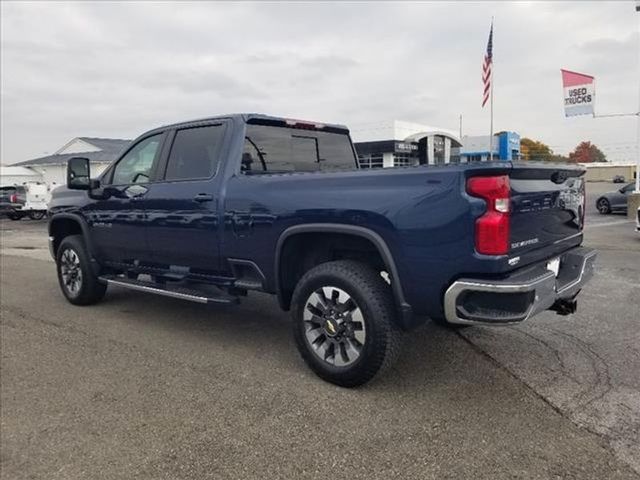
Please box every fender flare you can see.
[48,213,100,272]
[274,223,413,327]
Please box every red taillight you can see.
[467,175,510,255]
[9,194,17,203]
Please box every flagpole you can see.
[489,72,494,161]
[488,17,494,162]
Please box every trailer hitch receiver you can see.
[549,297,578,316]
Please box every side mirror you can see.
[67,157,91,190]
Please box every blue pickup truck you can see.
[48,114,596,386]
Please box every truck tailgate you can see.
[509,163,585,257]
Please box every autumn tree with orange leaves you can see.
[568,141,606,163]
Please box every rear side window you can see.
[243,124,355,174]
[165,124,226,181]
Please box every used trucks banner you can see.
[561,69,595,117]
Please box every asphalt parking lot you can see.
[1,182,639,479]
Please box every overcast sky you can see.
[1,1,638,163]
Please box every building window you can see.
[358,153,383,169]
[467,154,482,162]
[393,153,415,167]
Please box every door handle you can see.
[193,193,214,202]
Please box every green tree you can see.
[568,141,607,163]
[520,138,554,161]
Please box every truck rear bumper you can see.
[444,246,597,326]
[0,204,23,213]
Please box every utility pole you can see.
[636,0,640,192]
[624,0,640,218]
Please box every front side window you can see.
[165,124,226,181]
[112,134,162,185]
[243,124,356,174]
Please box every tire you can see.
[291,260,402,388]
[597,198,611,214]
[56,235,107,305]
[7,212,22,221]
[28,211,46,220]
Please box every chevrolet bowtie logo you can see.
[325,320,336,335]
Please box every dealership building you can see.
[460,131,521,162]
[352,121,462,168]
[352,120,520,168]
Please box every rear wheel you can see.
[56,235,107,305]
[28,211,46,220]
[291,260,402,387]
[7,212,22,221]
[597,198,611,214]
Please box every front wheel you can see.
[597,198,611,214]
[56,235,107,305]
[291,260,402,387]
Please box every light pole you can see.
[636,1,640,193]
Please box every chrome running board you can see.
[99,276,239,305]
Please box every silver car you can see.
[596,182,635,214]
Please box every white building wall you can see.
[461,135,498,156]
[0,166,44,186]
[427,136,435,165]
[382,152,395,168]
[30,163,110,186]
[55,138,101,154]
[444,137,451,164]
[350,120,459,143]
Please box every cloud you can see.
[1,1,637,163]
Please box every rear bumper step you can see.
[444,246,597,326]
[99,276,239,305]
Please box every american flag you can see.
[482,22,493,108]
